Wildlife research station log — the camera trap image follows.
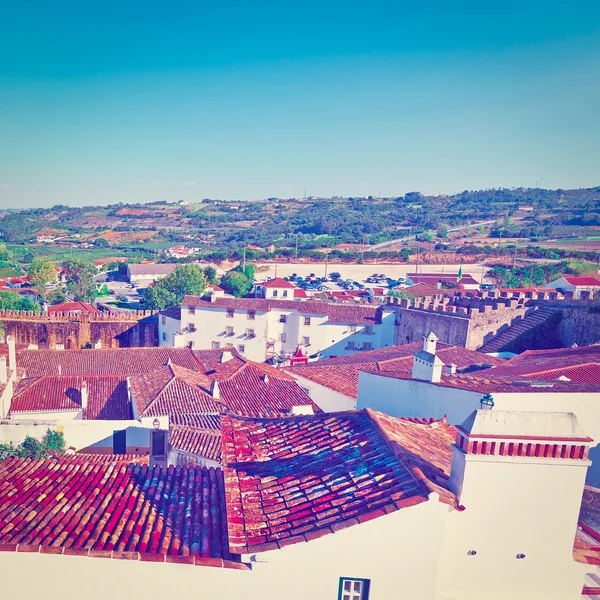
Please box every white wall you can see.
[159,314,184,347]
[289,373,356,412]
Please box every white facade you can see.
[289,372,356,412]
[160,303,397,362]
[547,277,600,293]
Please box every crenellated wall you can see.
[0,310,158,349]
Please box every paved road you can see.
[369,220,497,251]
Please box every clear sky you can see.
[0,1,599,207]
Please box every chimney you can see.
[81,380,88,410]
[220,350,233,363]
[7,335,16,373]
[411,331,444,383]
[210,379,220,399]
[263,373,269,384]
[446,409,592,599]
[0,356,6,384]
[58,364,62,376]
[445,363,457,375]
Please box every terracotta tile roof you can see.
[294,288,308,299]
[407,273,479,286]
[261,278,296,289]
[221,409,456,554]
[127,263,177,276]
[562,277,600,286]
[208,283,225,292]
[0,456,243,567]
[10,376,132,420]
[160,307,181,320]
[400,283,439,297]
[574,488,600,566]
[170,413,221,430]
[19,347,202,378]
[287,343,505,399]
[522,363,600,384]
[506,345,600,369]
[47,302,98,315]
[183,295,384,324]
[170,426,222,463]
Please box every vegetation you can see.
[142,264,207,310]
[25,257,56,294]
[0,429,66,460]
[0,290,41,312]
[62,259,97,303]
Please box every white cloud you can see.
[284,184,293,190]
[0,184,11,189]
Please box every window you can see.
[224,342,234,348]
[246,328,255,338]
[189,306,196,315]
[238,345,245,354]
[349,324,357,333]
[280,315,287,323]
[304,316,311,326]
[212,341,220,350]
[362,342,372,351]
[226,308,234,318]
[338,578,370,600]
[272,290,278,297]
[161,315,166,325]
[303,336,310,346]
[225,326,234,336]
[247,310,256,320]
[282,290,288,297]
[162,332,167,341]
[363,326,373,335]
[279,333,287,342]
[187,323,196,332]
[345,341,356,350]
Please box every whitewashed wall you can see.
[289,373,356,412]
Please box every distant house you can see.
[405,272,480,290]
[164,245,200,259]
[126,263,177,287]
[47,301,98,316]
[547,276,600,297]
[255,278,297,299]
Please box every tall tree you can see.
[62,259,97,303]
[26,258,57,294]
[220,270,252,298]
[143,264,207,310]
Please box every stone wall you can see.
[0,310,158,349]
[557,306,600,348]
[465,302,530,349]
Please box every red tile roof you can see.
[261,278,296,289]
[400,283,439,297]
[170,426,222,463]
[287,342,505,398]
[183,296,385,324]
[11,376,131,420]
[221,409,456,554]
[0,456,242,567]
[407,273,480,286]
[47,302,98,315]
[562,277,600,286]
[208,283,225,292]
[169,413,221,430]
[294,288,308,299]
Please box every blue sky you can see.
[0,1,599,207]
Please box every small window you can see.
[224,342,234,348]
[212,342,221,350]
[349,324,357,333]
[279,333,287,342]
[238,345,245,354]
[272,290,278,297]
[226,308,234,318]
[362,342,372,351]
[303,336,310,346]
[338,578,370,600]
[282,290,288,297]
[247,310,256,320]
[304,316,311,326]
[226,326,234,336]
[346,341,356,350]
[189,306,196,315]
[363,326,373,335]
[280,315,287,323]
[246,328,255,338]
[161,315,166,325]
[162,332,167,341]
[188,322,196,332]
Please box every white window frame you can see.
[338,578,370,600]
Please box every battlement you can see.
[0,309,154,322]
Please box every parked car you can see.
[330,272,341,280]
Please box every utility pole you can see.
[513,242,518,270]
[243,247,246,273]
[324,244,329,279]
[416,244,421,275]
[361,234,366,264]
[295,236,298,263]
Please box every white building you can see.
[547,276,600,297]
[0,407,597,600]
[356,340,600,486]
[160,295,397,362]
[126,263,177,287]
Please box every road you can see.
[369,220,497,251]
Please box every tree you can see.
[203,266,218,284]
[94,237,109,247]
[220,270,252,298]
[46,287,68,305]
[62,259,97,303]
[142,264,207,310]
[436,224,449,238]
[0,291,41,312]
[26,258,57,293]
[0,321,4,340]
[0,429,65,460]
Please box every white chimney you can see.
[445,363,457,375]
[291,405,314,416]
[81,380,88,410]
[446,410,593,599]
[7,335,16,373]
[0,356,6,384]
[220,350,233,363]
[58,364,62,376]
[412,331,444,383]
[263,374,269,384]
[210,379,220,399]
